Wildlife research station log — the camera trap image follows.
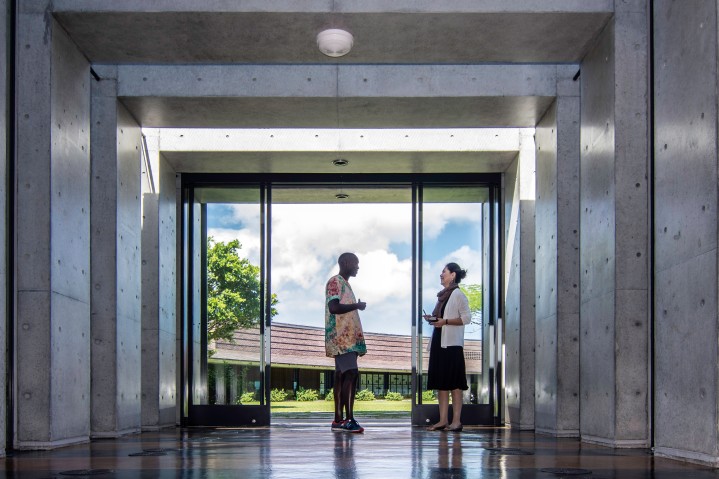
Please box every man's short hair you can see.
[338,252,357,265]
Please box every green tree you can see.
[207,237,278,343]
[460,283,482,327]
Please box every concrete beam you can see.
[50,1,613,14]
[153,127,524,173]
[158,128,522,152]
[116,65,558,98]
[112,64,557,128]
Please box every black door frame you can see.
[180,173,503,427]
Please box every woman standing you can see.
[423,262,472,432]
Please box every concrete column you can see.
[504,130,536,430]
[653,1,719,466]
[90,66,143,437]
[0,0,8,456]
[534,66,581,437]
[141,131,177,429]
[0,0,8,455]
[15,10,91,448]
[579,4,650,447]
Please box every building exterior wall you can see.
[653,0,719,466]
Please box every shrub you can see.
[296,388,319,402]
[422,390,436,402]
[325,389,334,401]
[240,391,256,404]
[385,391,403,401]
[270,388,288,402]
[355,389,375,401]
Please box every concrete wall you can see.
[579,6,649,447]
[141,131,177,429]
[653,1,719,466]
[504,131,536,430]
[15,12,91,448]
[534,75,581,436]
[158,154,178,426]
[90,69,142,438]
[0,0,8,455]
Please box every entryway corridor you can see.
[1,422,718,478]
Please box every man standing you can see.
[325,252,367,433]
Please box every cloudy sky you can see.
[207,198,484,339]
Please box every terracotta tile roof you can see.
[213,322,482,374]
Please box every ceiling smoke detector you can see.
[317,29,354,57]
[335,193,350,199]
[332,158,349,167]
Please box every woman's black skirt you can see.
[426,328,468,391]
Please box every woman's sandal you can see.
[427,423,447,431]
[447,424,463,432]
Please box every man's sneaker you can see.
[343,418,364,433]
[331,420,346,431]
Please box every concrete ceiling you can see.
[54,10,611,65]
[52,3,613,174]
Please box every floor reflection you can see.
[430,433,466,479]
[2,422,719,478]
[333,431,358,479]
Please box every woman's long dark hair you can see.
[445,262,467,283]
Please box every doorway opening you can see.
[180,174,502,427]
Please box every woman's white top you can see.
[439,288,472,348]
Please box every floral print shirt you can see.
[325,274,367,357]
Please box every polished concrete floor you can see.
[1,419,718,478]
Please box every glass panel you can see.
[192,187,264,406]
[419,186,487,406]
[269,185,413,406]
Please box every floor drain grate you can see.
[540,468,593,476]
[59,470,113,476]
[484,447,535,455]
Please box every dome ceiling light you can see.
[317,29,354,57]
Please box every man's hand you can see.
[328,298,366,314]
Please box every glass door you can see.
[268,185,413,416]
[180,175,502,428]
[182,186,271,427]
[411,184,499,426]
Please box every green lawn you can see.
[243,399,437,415]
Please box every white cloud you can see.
[206,202,483,335]
[422,203,483,240]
